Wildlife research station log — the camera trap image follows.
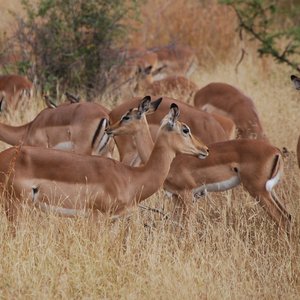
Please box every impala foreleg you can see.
[172,191,194,222]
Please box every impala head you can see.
[106,95,162,136]
[159,103,209,159]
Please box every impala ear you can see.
[291,74,300,90]
[144,65,153,75]
[149,97,162,113]
[0,95,4,112]
[137,95,152,118]
[167,103,180,127]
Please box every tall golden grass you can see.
[0,0,299,299]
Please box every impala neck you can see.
[135,134,176,202]
[0,122,29,145]
[133,117,154,164]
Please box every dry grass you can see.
[0,0,299,299]
[0,53,299,300]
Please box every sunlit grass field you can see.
[0,0,300,299]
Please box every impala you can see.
[134,66,199,103]
[109,48,158,98]
[1,102,209,224]
[148,44,199,80]
[194,82,268,140]
[109,96,228,165]
[0,74,33,110]
[291,75,300,168]
[0,102,113,157]
[110,100,291,233]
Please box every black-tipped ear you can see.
[150,97,162,112]
[138,95,152,116]
[170,103,180,118]
[167,103,180,127]
[0,96,4,112]
[291,74,300,90]
[144,65,153,75]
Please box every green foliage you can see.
[16,0,139,97]
[220,0,300,70]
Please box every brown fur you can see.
[0,103,209,224]
[194,82,268,140]
[0,102,113,156]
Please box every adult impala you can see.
[0,101,112,157]
[194,82,268,140]
[0,74,33,110]
[1,102,209,224]
[110,100,291,233]
[110,96,228,165]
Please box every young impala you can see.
[1,100,209,224]
[110,98,291,234]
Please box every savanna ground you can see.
[0,0,300,299]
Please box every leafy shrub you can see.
[14,0,140,98]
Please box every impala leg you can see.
[4,197,20,236]
[258,190,291,235]
[172,190,194,223]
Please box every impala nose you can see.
[199,147,209,159]
[105,128,114,137]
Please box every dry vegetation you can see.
[0,0,300,299]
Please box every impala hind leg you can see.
[257,190,291,235]
[3,197,20,236]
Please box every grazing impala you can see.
[134,67,199,103]
[0,102,113,157]
[110,99,291,233]
[1,102,209,224]
[149,44,199,80]
[110,96,228,165]
[194,82,268,140]
[0,74,33,110]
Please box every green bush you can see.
[15,0,140,98]
[220,0,300,71]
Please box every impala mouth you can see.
[198,149,209,159]
[105,129,114,137]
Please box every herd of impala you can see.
[0,44,299,236]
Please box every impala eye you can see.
[121,115,130,121]
[182,125,190,135]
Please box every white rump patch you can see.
[53,141,75,150]
[266,170,281,192]
[193,176,241,198]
